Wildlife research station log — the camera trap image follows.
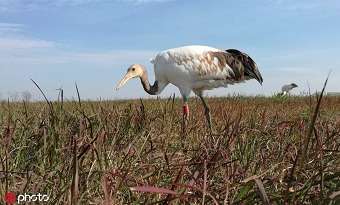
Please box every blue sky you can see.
[1,0,340,100]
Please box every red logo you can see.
[3,192,16,204]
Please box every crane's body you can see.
[151,46,261,96]
[116,45,263,137]
[281,83,298,95]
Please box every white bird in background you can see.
[281,83,298,95]
[116,45,263,137]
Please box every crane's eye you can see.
[132,68,135,71]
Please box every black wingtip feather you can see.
[225,49,263,85]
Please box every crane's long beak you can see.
[116,72,133,90]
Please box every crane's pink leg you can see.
[182,104,189,139]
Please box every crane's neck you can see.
[140,68,158,95]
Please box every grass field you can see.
[1,94,339,204]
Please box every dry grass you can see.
[1,94,339,204]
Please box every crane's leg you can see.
[198,95,212,133]
[182,97,189,141]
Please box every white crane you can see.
[116,45,263,136]
[281,83,298,95]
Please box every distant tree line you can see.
[0,91,32,102]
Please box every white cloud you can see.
[122,0,170,5]
[0,0,172,12]
[269,0,340,11]
[0,23,26,35]
[0,21,157,69]
[0,0,105,12]
[69,50,157,65]
[53,0,104,7]
[0,38,56,52]
[274,66,320,74]
[1,49,157,68]
[0,22,57,56]
[0,37,158,69]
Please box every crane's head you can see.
[116,64,145,90]
[290,83,298,88]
